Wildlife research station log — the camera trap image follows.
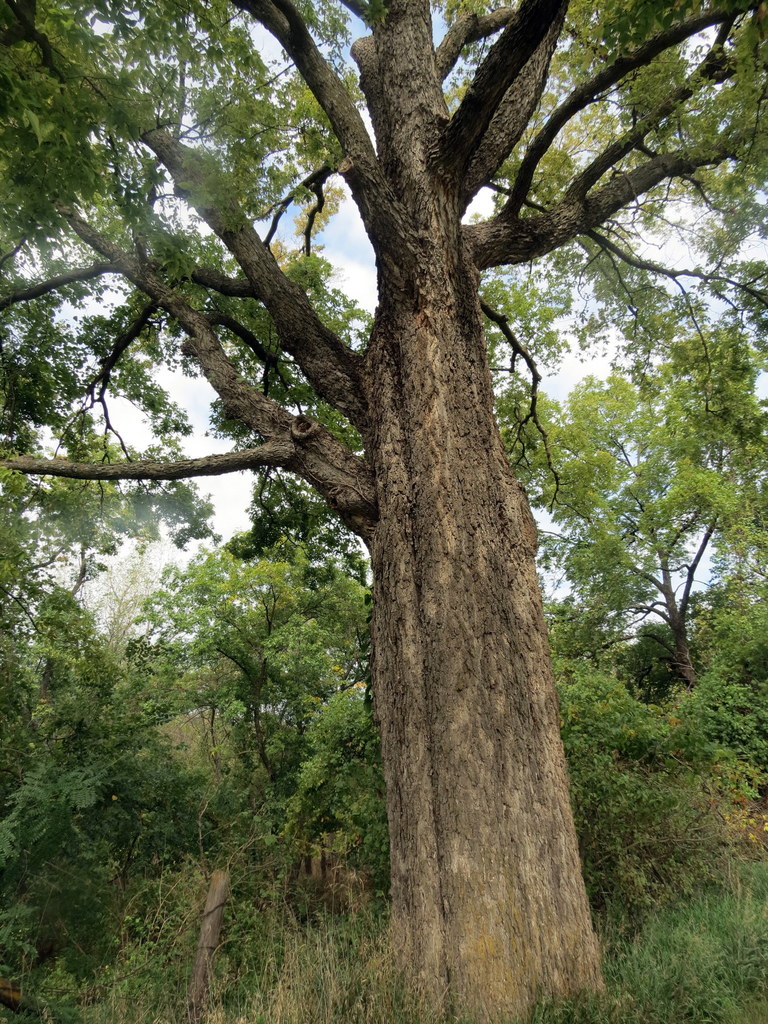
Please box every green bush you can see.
[557,665,732,915]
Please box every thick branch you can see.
[562,27,734,207]
[205,311,274,366]
[57,208,377,534]
[506,8,740,215]
[338,0,368,18]
[190,267,255,297]
[437,0,568,180]
[463,13,564,202]
[1,0,64,81]
[468,142,738,269]
[0,263,118,312]
[230,0,393,239]
[0,446,296,480]
[142,129,368,430]
[435,7,517,80]
[680,519,718,616]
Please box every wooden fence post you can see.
[187,868,230,1023]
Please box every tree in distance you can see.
[1,0,767,1018]
[511,325,768,690]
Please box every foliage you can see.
[0,603,206,982]
[512,326,768,686]
[557,664,744,914]
[286,689,389,893]
[140,543,369,800]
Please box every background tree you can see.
[513,323,768,688]
[1,0,767,1017]
[141,544,368,799]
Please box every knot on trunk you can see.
[290,415,322,443]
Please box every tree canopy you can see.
[0,0,765,495]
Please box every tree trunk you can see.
[187,869,230,1024]
[365,227,602,1020]
[669,611,697,689]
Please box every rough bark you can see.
[359,82,602,1008]
[187,869,230,1024]
[366,306,602,1019]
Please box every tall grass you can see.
[78,862,768,1024]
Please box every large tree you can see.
[1,0,766,1018]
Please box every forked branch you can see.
[438,0,568,180]
[435,7,517,80]
[142,129,369,430]
[505,7,741,215]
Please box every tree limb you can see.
[337,0,369,19]
[680,519,718,616]
[190,267,255,297]
[561,24,735,208]
[0,445,297,480]
[505,7,741,215]
[480,299,560,504]
[262,163,332,250]
[437,0,568,181]
[56,208,377,533]
[0,263,119,312]
[463,13,564,202]
[585,228,768,308]
[142,129,369,430]
[468,140,739,269]
[87,303,158,399]
[230,0,393,239]
[435,7,517,80]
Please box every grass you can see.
[68,861,768,1024]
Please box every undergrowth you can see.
[62,860,768,1024]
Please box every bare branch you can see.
[262,163,332,250]
[680,519,718,616]
[480,300,560,505]
[437,0,568,180]
[585,228,768,308]
[0,263,119,312]
[88,303,158,399]
[506,7,740,215]
[435,7,517,80]
[0,445,296,481]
